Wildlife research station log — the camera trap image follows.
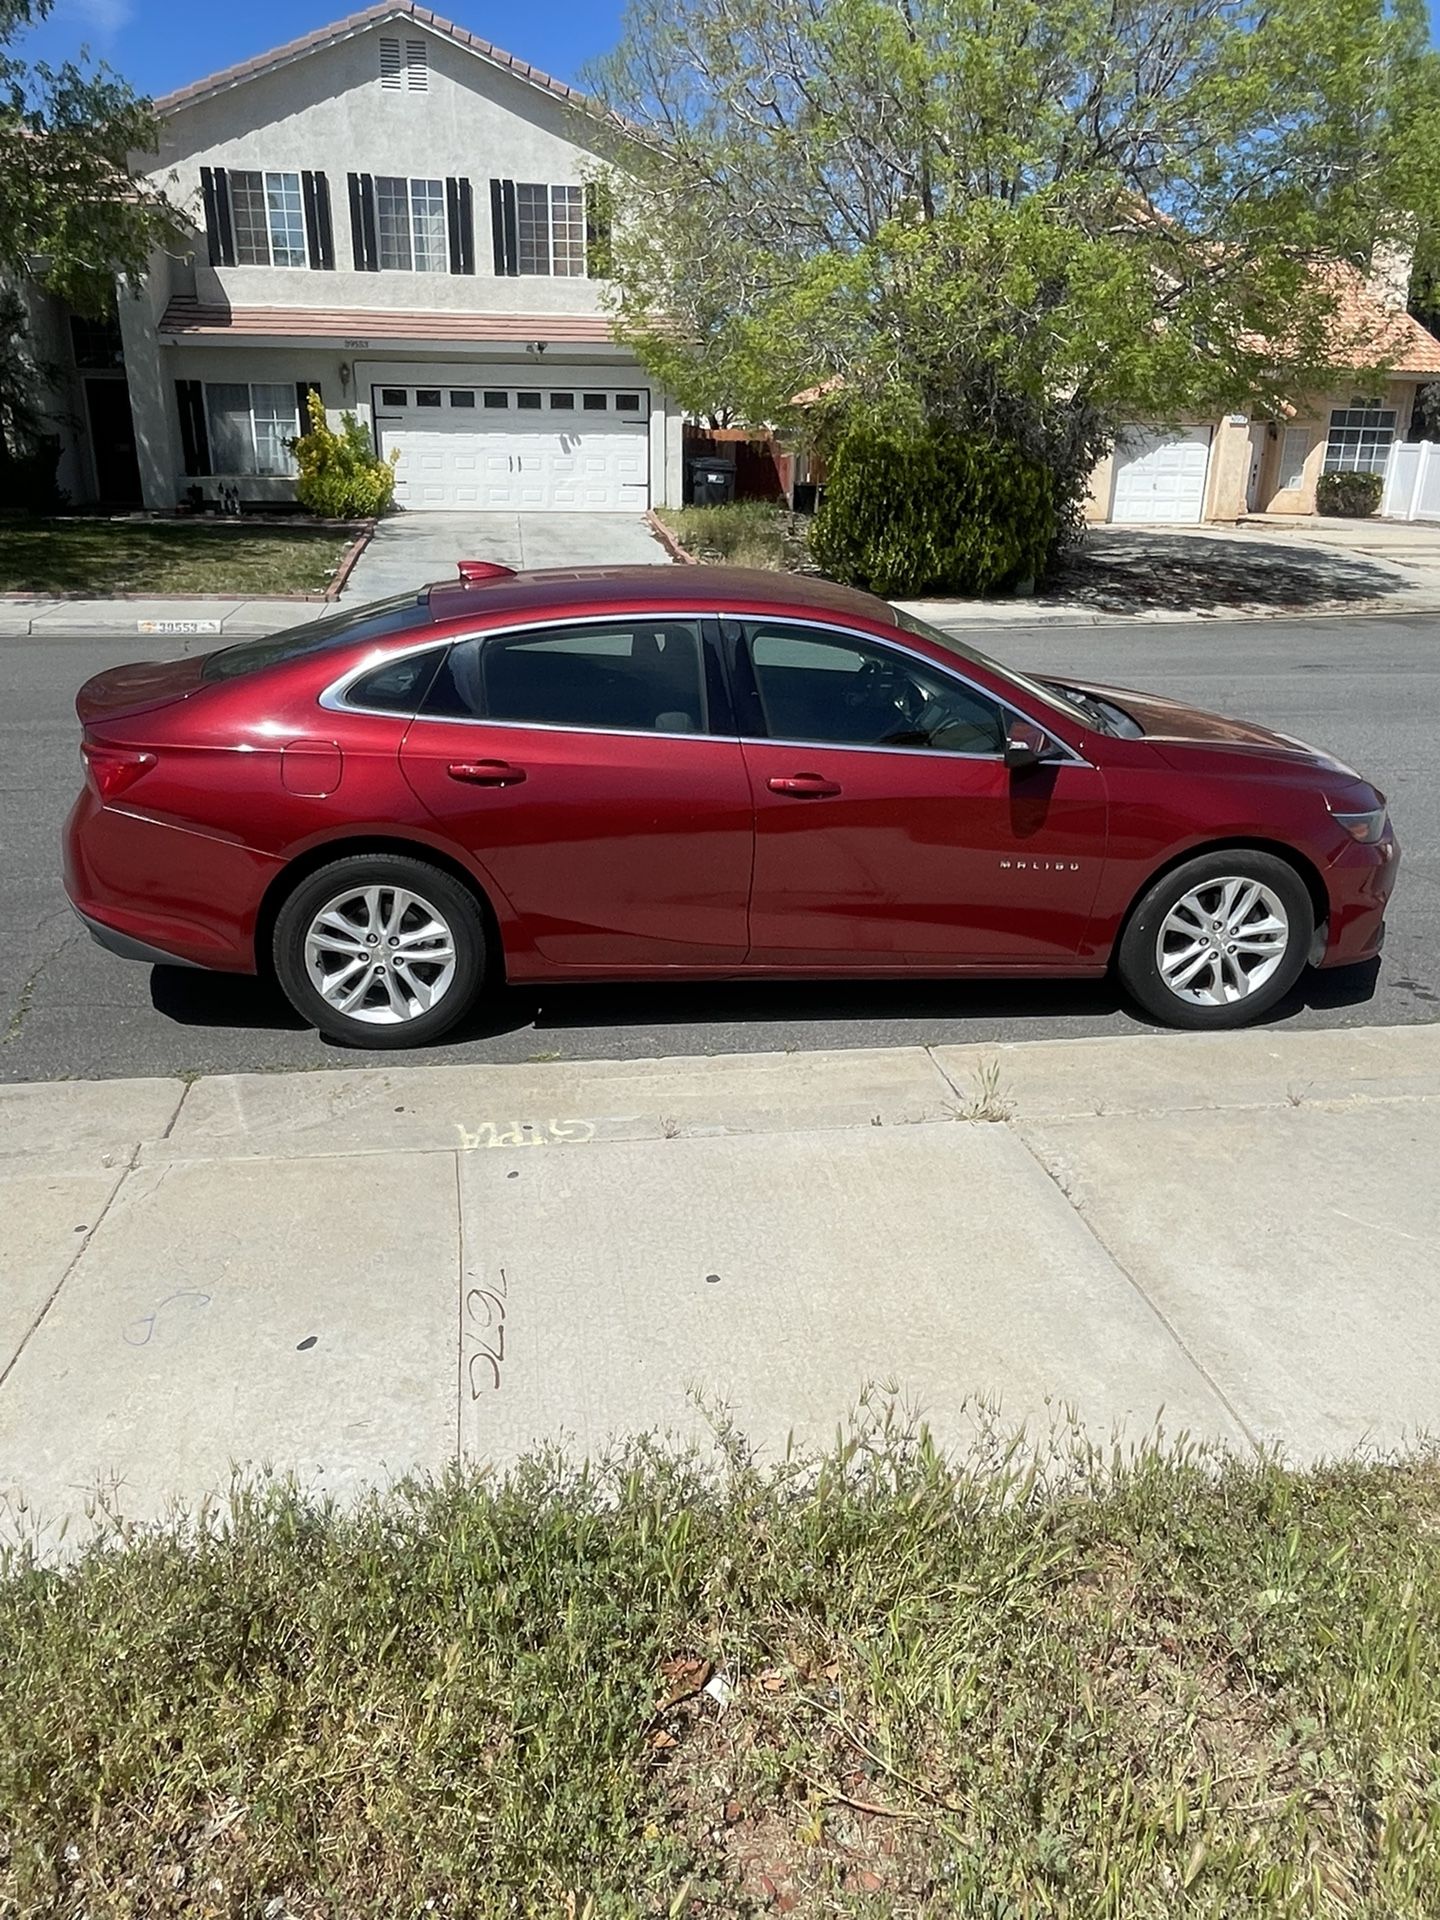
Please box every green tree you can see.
[0,0,183,476]
[590,0,1440,536]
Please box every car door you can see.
[736,620,1109,967]
[398,615,753,969]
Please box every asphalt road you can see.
[3,613,1435,1084]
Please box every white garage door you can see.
[375,380,650,513]
[1111,427,1212,524]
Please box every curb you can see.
[644,510,697,565]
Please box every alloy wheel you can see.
[1155,876,1292,1007]
[302,884,458,1026]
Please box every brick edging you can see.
[645,510,697,565]
[323,524,374,600]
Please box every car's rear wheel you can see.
[273,854,486,1048]
[1116,850,1314,1029]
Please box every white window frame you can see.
[375,174,448,273]
[515,183,585,277]
[1324,404,1396,476]
[204,381,301,477]
[226,169,307,269]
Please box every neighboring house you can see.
[30,2,681,515]
[1085,257,1440,525]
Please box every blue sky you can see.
[16,0,625,97]
[15,0,1440,100]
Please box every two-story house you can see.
[46,2,682,517]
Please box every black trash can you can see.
[687,454,736,506]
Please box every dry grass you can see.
[656,503,807,572]
[0,518,355,596]
[3,1418,1440,1917]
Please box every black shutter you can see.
[584,181,612,279]
[200,166,235,268]
[175,379,211,476]
[488,178,506,275]
[348,172,378,271]
[302,171,334,270]
[446,177,474,275]
[295,381,323,433]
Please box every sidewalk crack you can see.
[0,1143,140,1394]
[1010,1124,1262,1455]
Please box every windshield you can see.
[200,594,429,683]
[892,608,1112,732]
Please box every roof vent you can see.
[457,560,517,583]
[379,34,427,91]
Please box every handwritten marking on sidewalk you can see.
[465,1267,508,1397]
[455,1119,596,1150]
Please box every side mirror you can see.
[1004,718,1051,773]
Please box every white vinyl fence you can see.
[1380,439,1440,520]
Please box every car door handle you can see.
[447,759,526,787]
[767,773,841,798]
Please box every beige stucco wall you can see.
[1086,376,1426,525]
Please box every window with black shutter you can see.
[489,177,519,275]
[445,177,474,275]
[175,379,211,476]
[199,166,235,268]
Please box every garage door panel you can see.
[1112,427,1211,525]
[378,378,651,513]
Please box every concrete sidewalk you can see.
[0,598,336,638]
[3,1024,1438,1551]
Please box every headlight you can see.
[1330,805,1389,844]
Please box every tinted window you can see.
[416,388,442,408]
[582,393,607,411]
[425,622,709,735]
[483,390,509,408]
[449,390,476,408]
[345,646,448,713]
[200,595,427,683]
[749,626,1006,754]
[517,392,542,410]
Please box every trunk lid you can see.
[75,655,207,727]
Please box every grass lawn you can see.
[657,501,808,571]
[3,1425,1439,1917]
[0,517,358,596]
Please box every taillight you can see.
[81,742,155,802]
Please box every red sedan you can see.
[65,564,1397,1047]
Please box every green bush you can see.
[291,391,398,518]
[1315,469,1383,517]
[810,424,1056,597]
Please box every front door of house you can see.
[85,379,142,504]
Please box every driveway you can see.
[342,511,670,601]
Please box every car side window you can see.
[747,626,1007,755]
[424,621,711,736]
[344,646,449,713]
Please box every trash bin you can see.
[687,455,736,506]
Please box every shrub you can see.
[291,391,398,518]
[810,423,1056,597]
[0,436,65,513]
[1315,469,1383,517]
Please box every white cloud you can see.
[64,0,134,43]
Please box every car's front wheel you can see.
[1116,850,1314,1029]
[273,853,487,1048]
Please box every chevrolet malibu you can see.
[65,564,1397,1047]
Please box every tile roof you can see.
[158,298,618,343]
[1324,269,1440,376]
[154,3,590,117]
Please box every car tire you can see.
[273,853,487,1049]
[1116,849,1314,1030]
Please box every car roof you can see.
[422,564,904,631]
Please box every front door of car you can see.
[735,621,1108,967]
[399,617,753,967]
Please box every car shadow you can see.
[148,955,1384,1045]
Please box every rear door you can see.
[735,620,1107,967]
[399,616,753,967]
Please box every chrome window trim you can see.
[317,608,1092,766]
